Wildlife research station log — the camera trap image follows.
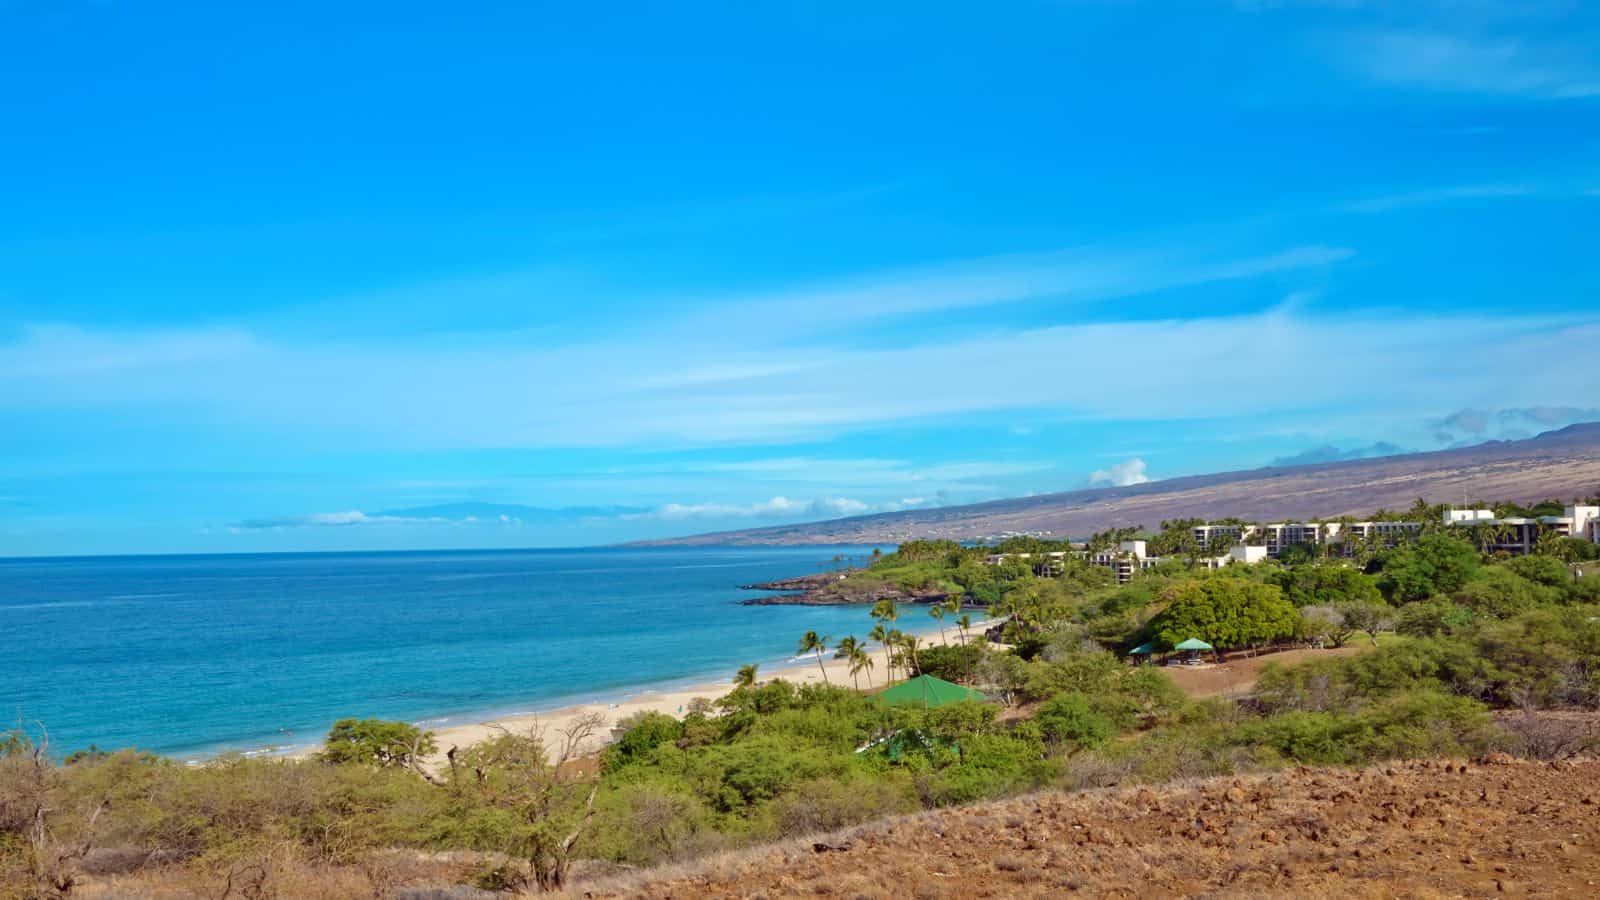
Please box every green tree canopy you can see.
[1375,534,1482,603]
[1451,567,1554,618]
[1502,553,1576,588]
[319,718,436,768]
[1148,577,1299,649]
[1269,563,1384,608]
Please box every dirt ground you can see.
[1158,644,1370,699]
[572,756,1600,899]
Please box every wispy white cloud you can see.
[1334,30,1600,98]
[671,244,1354,339]
[672,458,1054,487]
[632,495,875,521]
[0,241,1361,450]
[229,510,453,531]
[225,502,645,531]
[1343,183,1537,213]
[6,309,1598,453]
[3,324,256,377]
[1088,458,1151,487]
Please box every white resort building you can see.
[983,504,1599,585]
[1442,505,1600,554]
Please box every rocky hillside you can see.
[573,755,1600,898]
[639,423,1600,546]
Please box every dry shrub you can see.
[1497,712,1600,760]
[773,778,916,837]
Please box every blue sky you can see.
[3,0,1599,556]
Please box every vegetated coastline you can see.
[15,494,1600,898]
[281,616,982,768]
[739,569,951,606]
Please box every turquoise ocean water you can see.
[0,546,896,757]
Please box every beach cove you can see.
[354,615,994,767]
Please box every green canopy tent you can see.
[1172,637,1217,665]
[877,675,988,709]
[1127,642,1158,664]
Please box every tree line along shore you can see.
[5,494,1600,897]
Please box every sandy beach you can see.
[289,618,992,766]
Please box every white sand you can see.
[290,618,991,766]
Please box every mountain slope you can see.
[637,423,1600,546]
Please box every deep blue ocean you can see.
[0,546,893,757]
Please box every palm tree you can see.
[899,633,922,676]
[929,603,948,645]
[956,613,973,645]
[849,646,875,688]
[870,598,899,635]
[869,622,894,680]
[870,599,900,678]
[797,630,831,685]
[732,663,759,689]
[834,636,863,688]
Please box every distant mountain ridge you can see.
[635,422,1600,546]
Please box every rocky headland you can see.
[738,570,950,606]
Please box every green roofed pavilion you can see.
[877,675,988,709]
[1173,638,1214,651]
[1128,642,1158,655]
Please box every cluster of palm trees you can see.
[733,594,984,696]
[927,593,975,646]
[833,635,875,689]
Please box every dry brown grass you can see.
[57,753,1600,898]
[558,756,1600,899]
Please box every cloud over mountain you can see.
[1088,459,1151,488]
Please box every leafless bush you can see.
[0,722,109,896]
[1498,713,1600,760]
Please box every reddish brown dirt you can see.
[571,757,1600,899]
[1160,645,1369,698]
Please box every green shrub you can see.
[919,700,1001,743]
[1452,567,1555,618]
[1020,649,1123,702]
[601,712,685,773]
[1394,598,1474,637]
[318,718,436,769]
[589,779,716,864]
[1565,574,1600,606]
[918,733,1053,807]
[1239,690,1495,765]
[1036,693,1115,751]
[915,643,986,684]
[1503,554,1576,589]
[770,775,916,836]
